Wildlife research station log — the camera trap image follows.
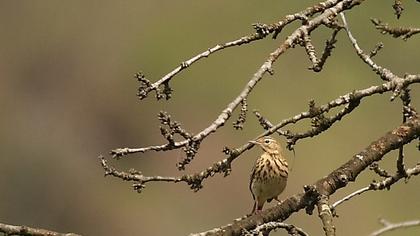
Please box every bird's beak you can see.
[248,140,259,145]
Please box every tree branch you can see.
[330,186,370,210]
[392,0,404,19]
[340,13,398,84]
[371,18,420,40]
[0,222,80,236]
[317,195,335,236]
[331,162,420,209]
[370,218,420,236]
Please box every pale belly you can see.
[251,176,287,202]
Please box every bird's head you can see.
[249,136,281,155]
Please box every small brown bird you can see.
[249,136,288,213]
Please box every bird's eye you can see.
[264,139,271,144]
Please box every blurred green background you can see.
[0,1,419,235]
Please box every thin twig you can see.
[392,0,404,19]
[340,13,398,84]
[331,163,420,209]
[370,218,420,236]
[313,28,341,71]
[301,26,342,72]
[301,32,319,69]
[330,186,370,209]
[233,98,248,130]
[369,42,383,58]
[340,13,412,101]
[253,110,292,137]
[370,163,420,190]
[99,156,183,193]
[286,98,360,149]
[396,88,412,177]
[369,162,391,178]
[371,18,420,40]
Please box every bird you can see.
[249,136,288,214]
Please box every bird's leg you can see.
[256,202,264,214]
[250,201,265,215]
[250,202,257,215]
